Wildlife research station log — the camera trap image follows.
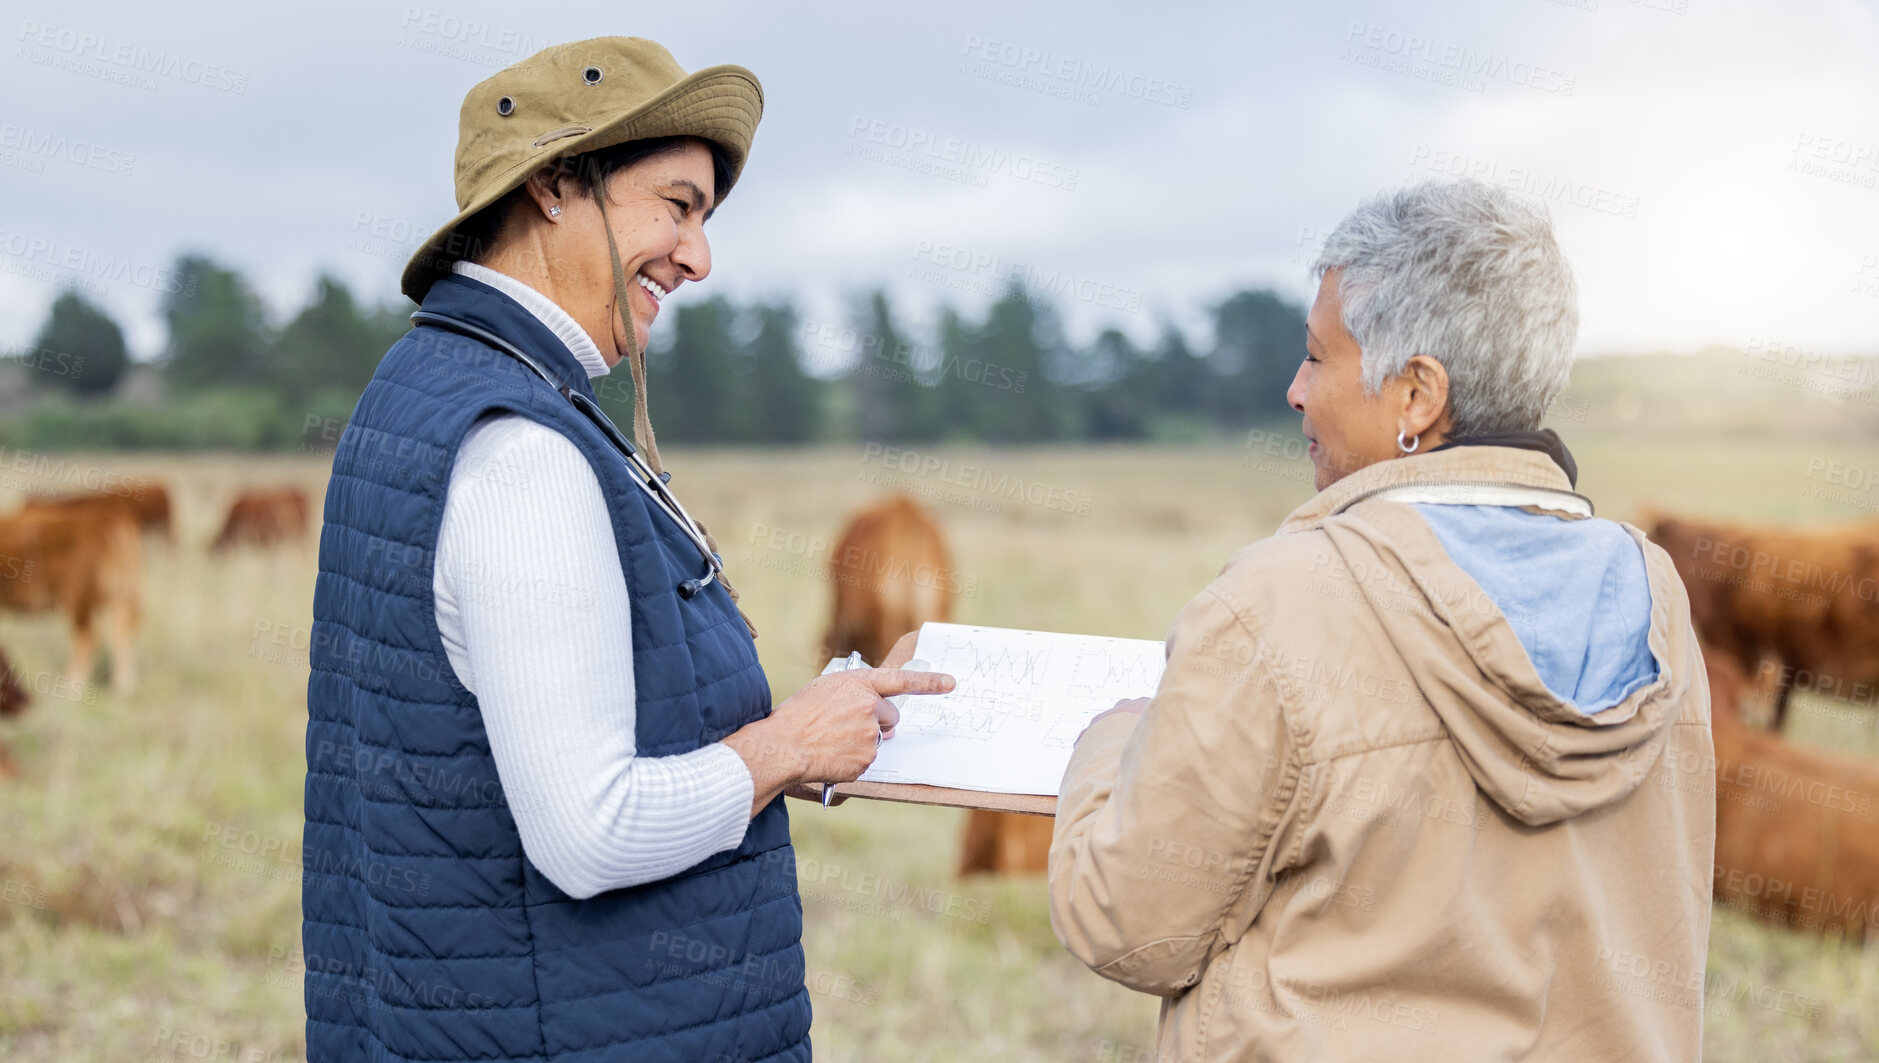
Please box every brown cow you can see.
[210,487,310,552]
[817,494,1054,876]
[0,647,30,779]
[0,509,141,694]
[1707,653,1879,939]
[821,494,955,667]
[1648,514,1879,729]
[20,482,173,544]
[957,803,1055,876]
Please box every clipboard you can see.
[808,623,1161,813]
[796,780,1057,816]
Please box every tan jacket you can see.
[1050,447,1714,1062]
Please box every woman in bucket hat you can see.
[303,37,953,1062]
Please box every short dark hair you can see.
[457,135,736,265]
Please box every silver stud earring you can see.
[547,205,562,218]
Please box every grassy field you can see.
[2,423,1879,1061]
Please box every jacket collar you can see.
[1278,445,1586,536]
[416,272,601,403]
[451,261,610,379]
[1429,427,1578,487]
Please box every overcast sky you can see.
[2,0,1875,364]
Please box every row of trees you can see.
[11,253,1308,446]
[17,255,407,406]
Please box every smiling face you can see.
[494,138,719,364]
[1287,269,1454,491]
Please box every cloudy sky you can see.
[2,0,1875,364]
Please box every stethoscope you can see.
[411,310,724,599]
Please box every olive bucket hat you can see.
[401,36,762,304]
[403,36,764,635]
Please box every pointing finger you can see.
[863,668,956,698]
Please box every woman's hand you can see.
[1077,697,1150,743]
[725,667,954,817]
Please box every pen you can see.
[824,650,868,807]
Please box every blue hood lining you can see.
[1412,504,1658,715]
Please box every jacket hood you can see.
[1279,448,1702,826]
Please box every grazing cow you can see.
[821,494,955,667]
[20,482,174,544]
[1707,653,1879,939]
[957,804,1055,876]
[0,647,30,779]
[817,494,1053,876]
[210,488,310,552]
[1648,514,1879,729]
[0,509,141,694]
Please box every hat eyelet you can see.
[496,95,516,117]
[582,66,603,85]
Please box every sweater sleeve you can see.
[433,414,755,899]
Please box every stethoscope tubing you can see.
[408,310,723,596]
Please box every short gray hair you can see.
[1311,179,1578,437]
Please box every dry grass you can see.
[0,435,1877,1061]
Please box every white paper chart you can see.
[836,622,1166,795]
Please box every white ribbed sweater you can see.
[431,261,755,900]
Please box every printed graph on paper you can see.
[843,622,1166,795]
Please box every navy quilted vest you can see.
[302,274,810,1062]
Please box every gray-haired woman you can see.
[303,37,951,1063]
[1049,179,1712,1062]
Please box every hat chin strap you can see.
[590,182,757,639]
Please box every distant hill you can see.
[1551,349,1879,440]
